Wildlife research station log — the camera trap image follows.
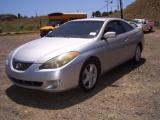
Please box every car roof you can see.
[71,17,125,22]
[129,21,137,24]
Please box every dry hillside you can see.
[0,16,48,32]
[110,0,160,20]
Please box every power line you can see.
[104,0,114,16]
[72,0,117,17]
[98,5,108,11]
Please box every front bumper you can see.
[6,60,83,92]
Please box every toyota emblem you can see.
[15,63,22,69]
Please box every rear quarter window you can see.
[120,21,134,32]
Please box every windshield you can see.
[47,20,62,26]
[46,21,104,38]
[132,20,142,24]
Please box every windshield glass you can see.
[46,21,104,38]
[132,20,142,24]
[47,20,62,26]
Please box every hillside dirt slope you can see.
[110,0,160,20]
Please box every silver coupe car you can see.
[6,18,144,92]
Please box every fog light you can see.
[51,80,61,87]
[46,80,61,89]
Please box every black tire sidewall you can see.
[149,27,152,32]
[79,59,99,92]
[133,45,141,64]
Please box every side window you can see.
[106,21,124,35]
[120,21,134,32]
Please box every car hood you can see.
[12,37,93,63]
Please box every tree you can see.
[94,11,101,17]
[109,11,113,15]
[10,14,17,19]
[92,12,95,18]
[18,13,21,18]
[23,15,28,18]
[102,12,107,17]
[114,10,118,13]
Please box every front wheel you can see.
[79,60,99,92]
[133,45,141,64]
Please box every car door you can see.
[120,21,138,59]
[101,20,130,70]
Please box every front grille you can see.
[9,76,43,87]
[12,59,33,71]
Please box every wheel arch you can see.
[138,42,143,52]
[83,56,102,76]
[78,56,101,92]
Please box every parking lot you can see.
[0,30,160,120]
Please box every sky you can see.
[0,0,135,17]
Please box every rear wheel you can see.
[133,45,141,64]
[149,27,153,32]
[79,59,99,92]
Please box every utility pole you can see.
[35,9,37,17]
[117,0,119,11]
[104,0,109,16]
[119,0,123,19]
[104,0,113,16]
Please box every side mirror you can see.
[103,32,116,39]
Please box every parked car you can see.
[128,21,142,30]
[6,18,145,92]
[132,19,154,32]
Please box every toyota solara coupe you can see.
[6,18,144,92]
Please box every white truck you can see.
[132,19,154,32]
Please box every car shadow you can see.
[5,58,146,110]
[143,30,155,34]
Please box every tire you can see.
[149,27,153,32]
[0,27,2,33]
[133,45,141,64]
[79,59,99,92]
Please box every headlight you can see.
[39,51,79,69]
